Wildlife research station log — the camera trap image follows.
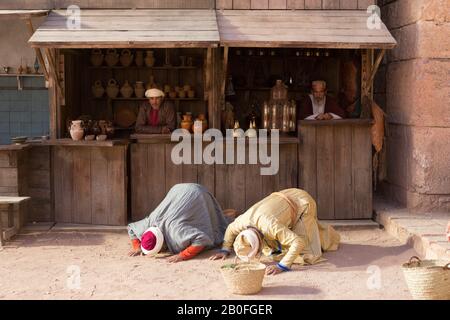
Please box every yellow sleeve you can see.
[259,216,306,269]
[221,216,248,251]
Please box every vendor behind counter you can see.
[135,88,176,134]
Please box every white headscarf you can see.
[233,229,261,261]
[145,88,165,98]
[140,226,164,256]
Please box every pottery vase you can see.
[181,114,193,132]
[106,78,119,98]
[120,49,134,67]
[145,50,155,67]
[90,49,104,67]
[92,80,105,98]
[271,79,288,101]
[120,80,134,98]
[135,51,144,67]
[145,75,157,90]
[70,120,85,141]
[187,89,195,99]
[105,49,119,67]
[134,81,145,98]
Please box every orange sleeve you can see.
[179,245,205,260]
[131,239,141,250]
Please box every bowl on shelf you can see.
[96,135,107,141]
[11,136,28,145]
[84,135,95,141]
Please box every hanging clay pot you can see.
[134,81,145,98]
[105,49,119,67]
[145,50,155,67]
[106,78,119,98]
[90,49,104,67]
[120,80,134,98]
[135,51,144,67]
[69,120,85,141]
[120,49,134,67]
[92,80,105,98]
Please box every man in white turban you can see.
[210,188,340,276]
[135,88,176,134]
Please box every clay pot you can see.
[168,91,177,99]
[69,120,85,141]
[105,49,119,67]
[145,50,155,67]
[90,49,104,67]
[120,49,134,67]
[145,75,157,90]
[164,84,171,94]
[120,80,134,98]
[134,81,145,98]
[135,51,144,67]
[183,84,191,92]
[178,90,186,99]
[245,120,257,138]
[181,114,193,132]
[106,79,119,98]
[196,114,208,133]
[92,80,105,98]
[232,121,244,138]
[187,89,195,99]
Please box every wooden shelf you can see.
[31,138,130,147]
[0,73,44,77]
[88,66,197,70]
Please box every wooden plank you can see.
[316,126,334,219]
[216,0,233,9]
[198,161,215,196]
[0,169,18,187]
[261,142,280,198]
[334,126,353,219]
[165,144,183,193]
[287,0,305,9]
[251,0,269,9]
[245,142,262,210]
[28,170,50,189]
[233,0,251,9]
[147,144,166,215]
[305,0,322,9]
[0,152,16,168]
[323,0,340,9]
[91,148,109,225]
[298,125,317,199]
[131,144,148,221]
[352,125,372,218]
[28,146,50,170]
[72,147,92,224]
[53,147,73,223]
[278,144,298,190]
[107,147,127,225]
[340,0,358,9]
[228,141,246,213]
[269,0,287,9]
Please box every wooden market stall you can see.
[0,8,396,227]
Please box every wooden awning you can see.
[28,9,220,48]
[0,10,48,19]
[217,10,396,49]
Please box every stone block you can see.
[386,59,450,127]
[358,0,375,10]
[216,0,233,9]
[269,0,287,9]
[233,0,251,9]
[322,0,340,9]
[287,0,305,9]
[340,0,357,9]
[251,0,269,9]
[305,0,322,9]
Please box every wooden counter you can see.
[130,134,298,220]
[298,119,373,219]
[51,142,128,226]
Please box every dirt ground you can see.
[0,228,416,300]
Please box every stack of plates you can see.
[11,136,28,145]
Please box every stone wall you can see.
[377,0,450,212]
[217,0,376,9]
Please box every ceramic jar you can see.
[90,49,104,67]
[105,49,119,67]
[169,91,177,99]
[232,120,244,138]
[92,80,104,98]
[134,81,145,98]
[245,120,257,138]
[145,50,155,67]
[178,90,186,99]
[120,80,134,98]
[106,78,119,98]
[187,89,195,99]
[120,49,134,67]
[69,120,85,141]
[135,51,144,67]
[271,79,288,100]
[181,114,193,132]
[145,75,157,90]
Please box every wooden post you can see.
[44,48,64,100]
[220,46,229,101]
[364,49,386,96]
[24,18,49,81]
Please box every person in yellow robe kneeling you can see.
[210,188,340,275]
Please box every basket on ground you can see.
[402,256,450,300]
[220,262,266,295]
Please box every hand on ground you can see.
[265,265,284,276]
[167,254,184,263]
[128,249,142,257]
[209,252,228,261]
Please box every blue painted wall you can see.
[0,76,49,145]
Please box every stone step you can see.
[50,223,127,233]
[320,219,380,230]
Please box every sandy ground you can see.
[0,228,416,300]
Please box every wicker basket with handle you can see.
[402,256,450,300]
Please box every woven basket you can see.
[220,262,266,295]
[402,256,450,300]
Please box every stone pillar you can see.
[377,0,450,212]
